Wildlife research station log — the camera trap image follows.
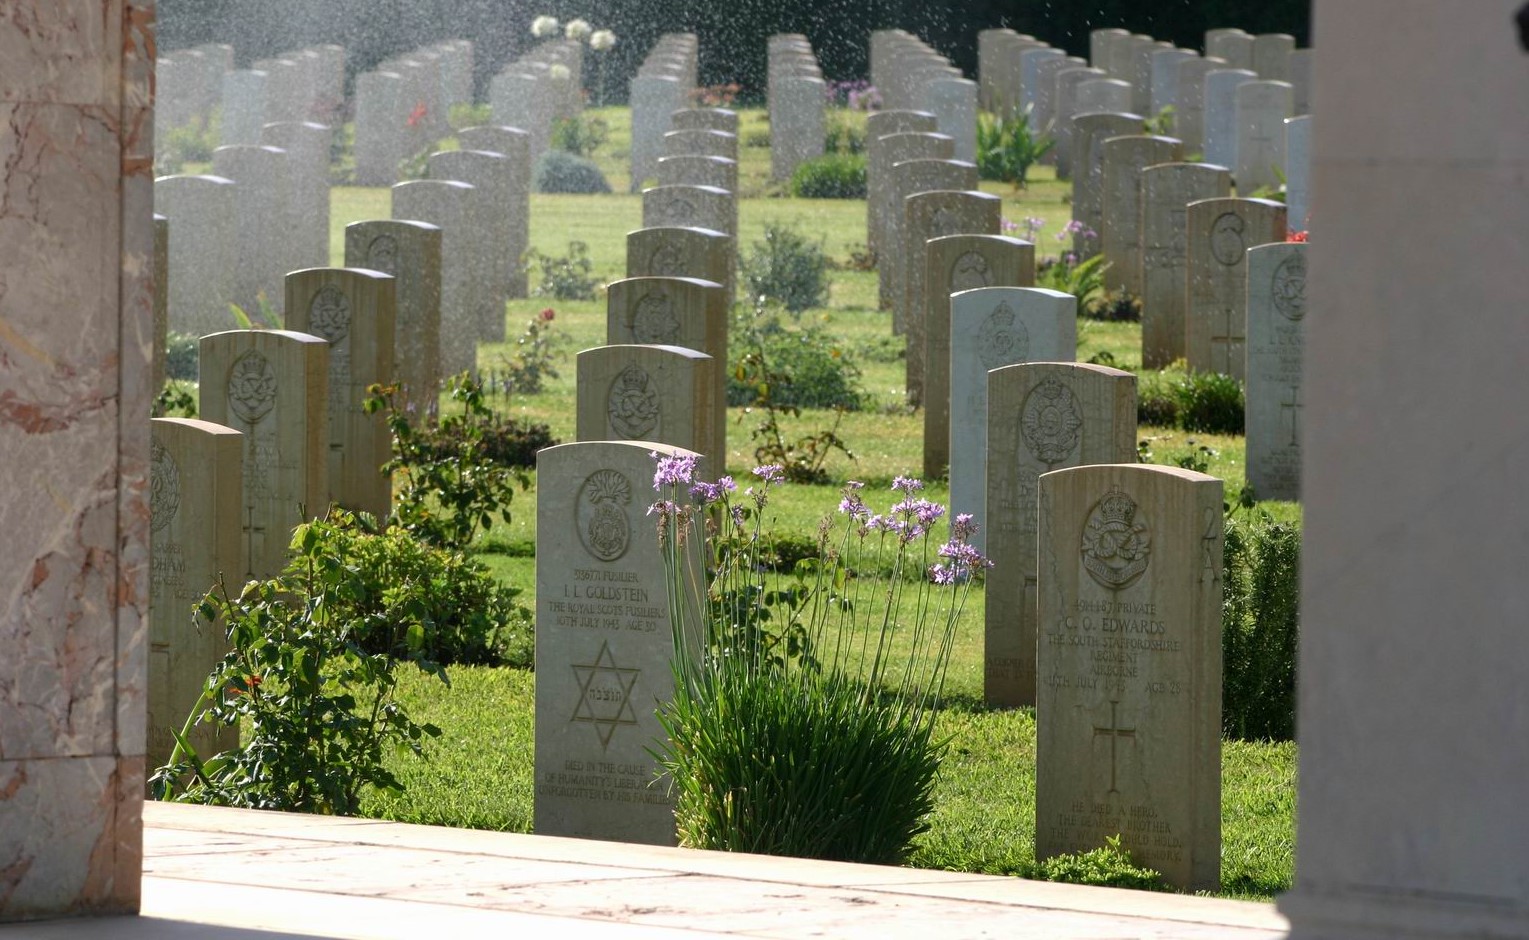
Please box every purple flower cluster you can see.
[1057,219,1097,243]
[689,476,736,504]
[930,518,990,585]
[837,480,870,521]
[753,465,785,485]
[652,452,698,489]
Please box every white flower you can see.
[530,15,559,38]
[564,18,592,41]
[549,63,572,81]
[589,29,617,52]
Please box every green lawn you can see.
[332,105,1298,901]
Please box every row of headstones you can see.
[147,266,404,767]
[155,123,334,332]
[488,37,586,166]
[767,34,827,181]
[530,436,1225,892]
[629,34,701,192]
[868,31,979,164]
[649,107,740,298]
[353,40,477,185]
[156,42,347,154]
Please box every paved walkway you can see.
[4,804,1289,938]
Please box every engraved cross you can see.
[1210,307,1242,374]
[1280,385,1303,447]
[1093,700,1137,795]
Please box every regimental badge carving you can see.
[607,366,660,439]
[227,350,278,424]
[1020,376,1083,465]
[308,286,352,342]
[570,639,641,748]
[576,469,632,562]
[150,440,180,533]
[977,300,1029,370]
[649,243,685,277]
[367,234,398,275]
[1209,212,1247,266]
[950,251,993,291]
[932,206,962,235]
[658,197,696,225]
[1271,252,1306,321]
[1081,488,1153,591]
[632,291,680,344]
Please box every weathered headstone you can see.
[427,149,516,343]
[882,157,977,316]
[924,78,979,164]
[1205,28,1253,70]
[987,361,1135,709]
[353,70,407,186]
[1252,33,1295,81]
[771,74,827,181]
[1149,48,1198,117]
[284,268,396,519]
[148,417,244,769]
[902,190,1003,405]
[949,287,1077,559]
[922,235,1035,479]
[1033,55,1085,149]
[344,220,442,414]
[641,184,734,237]
[1090,28,1129,71]
[1173,56,1228,155]
[1185,197,1286,379]
[212,144,292,319]
[663,129,739,162]
[260,121,332,273]
[1244,242,1307,502]
[458,125,533,298]
[625,226,733,301]
[1201,69,1257,173]
[1140,163,1232,369]
[1233,81,1293,194]
[1035,462,1223,891]
[867,129,951,258]
[576,345,717,462]
[154,174,238,336]
[392,179,479,377]
[1100,135,1183,296]
[1286,49,1312,115]
[606,276,729,466]
[670,107,738,134]
[219,69,268,146]
[630,74,688,191]
[656,154,737,193]
[153,214,169,393]
[1071,112,1144,259]
[533,441,703,844]
[1132,40,1175,115]
[1053,67,1108,179]
[1283,115,1311,233]
[198,329,329,582]
[1076,78,1134,114]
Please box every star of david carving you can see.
[570,640,641,749]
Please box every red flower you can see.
[406,102,428,128]
[539,307,556,322]
[1287,230,1308,243]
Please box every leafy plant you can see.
[788,153,867,199]
[228,291,282,330]
[550,115,609,156]
[527,240,601,301]
[1035,252,1109,311]
[1036,835,1167,891]
[148,512,448,814]
[822,111,867,155]
[533,150,612,193]
[1222,511,1300,741]
[651,461,986,864]
[448,102,493,132]
[165,331,200,381]
[976,110,1054,189]
[742,224,831,314]
[1176,370,1245,434]
[731,301,857,484]
[742,128,772,149]
[1086,289,1141,322]
[1143,105,1176,136]
[153,381,198,419]
[366,375,531,550]
[155,114,220,176]
[496,306,572,394]
[727,303,865,411]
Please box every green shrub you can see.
[653,467,983,864]
[165,331,200,381]
[1135,369,1181,427]
[1222,512,1300,741]
[153,381,197,419]
[448,102,492,132]
[148,511,450,814]
[976,110,1054,188]
[742,128,771,148]
[788,153,867,199]
[742,224,831,314]
[1036,835,1167,891]
[533,150,612,193]
[1175,370,1245,434]
[1036,253,1109,312]
[1086,289,1141,322]
[527,240,600,301]
[727,305,865,411]
[155,117,219,175]
[823,112,866,155]
[367,375,532,551]
[549,115,609,156]
[319,518,533,667]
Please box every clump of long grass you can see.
[648,455,986,864]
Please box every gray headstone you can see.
[154,174,238,336]
[1283,115,1311,234]
[576,345,717,462]
[1139,163,1232,368]
[1185,197,1286,379]
[1234,81,1294,194]
[1201,69,1257,172]
[428,149,517,343]
[1071,112,1144,259]
[392,179,480,377]
[1244,242,1307,501]
[1100,135,1182,296]
[344,219,443,414]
